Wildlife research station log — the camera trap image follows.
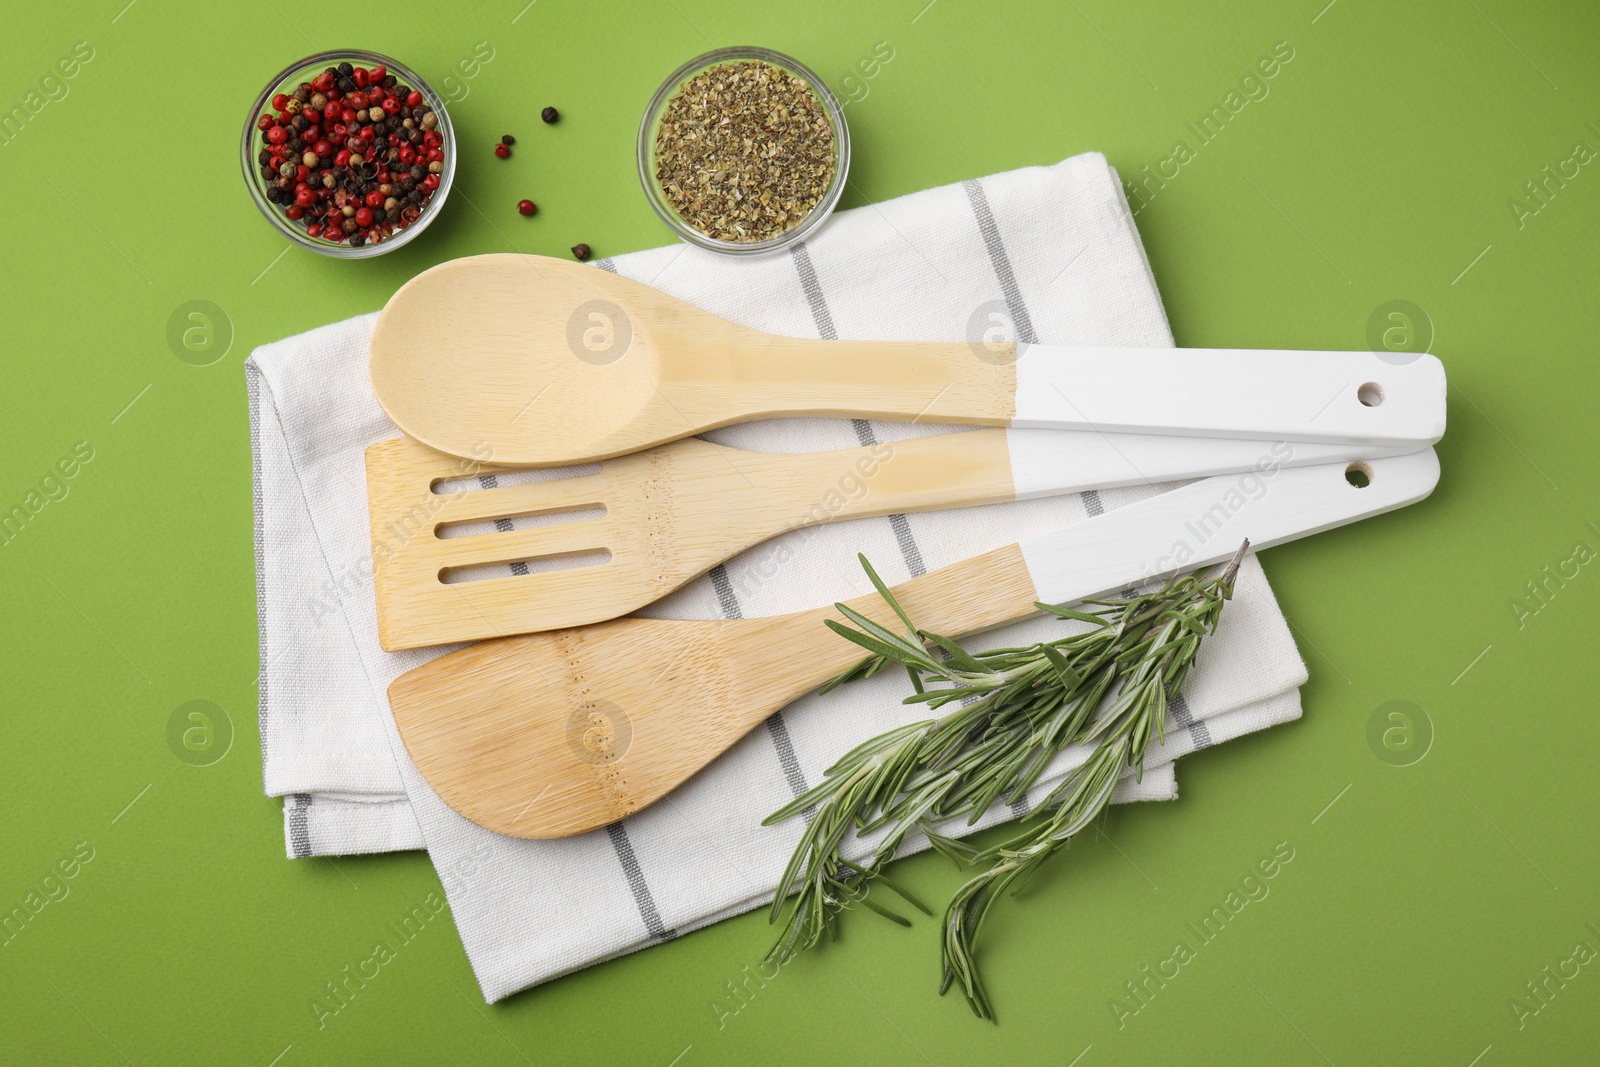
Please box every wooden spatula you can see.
[387,450,1440,839]
[367,427,1408,650]
[368,254,1447,466]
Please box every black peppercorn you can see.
[571,243,591,260]
[410,164,427,180]
[293,85,312,103]
[501,134,515,145]
[350,234,365,247]
[337,61,354,76]
[541,106,559,124]
[258,148,272,166]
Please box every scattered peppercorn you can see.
[541,106,559,124]
[517,199,537,216]
[256,63,446,248]
[570,243,590,260]
[501,134,516,145]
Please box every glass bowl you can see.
[240,50,456,259]
[637,47,850,256]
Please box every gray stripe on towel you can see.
[790,242,838,340]
[606,823,678,941]
[288,793,311,859]
[709,566,812,804]
[963,179,1038,345]
[792,243,928,579]
[480,475,529,574]
[1169,692,1212,750]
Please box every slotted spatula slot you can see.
[436,505,607,540]
[440,548,613,586]
[430,462,603,495]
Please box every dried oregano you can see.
[654,59,836,242]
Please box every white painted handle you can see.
[1018,449,1440,604]
[1011,346,1447,448]
[1002,428,1413,500]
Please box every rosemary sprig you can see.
[764,541,1248,1020]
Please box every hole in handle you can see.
[1357,382,1385,407]
[1345,461,1373,489]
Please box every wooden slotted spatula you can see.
[387,449,1440,839]
[368,254,1447,467]
[367,427,1408,650]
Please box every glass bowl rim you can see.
[636,46,851,257]
[240,48,456,260]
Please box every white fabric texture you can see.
[247,152,1309,1000]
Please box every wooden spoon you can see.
[367,428,1407,650]
[387,450,1440,839]
[368,254,1447,466]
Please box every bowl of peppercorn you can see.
[638,47,850,255]
[242,50,455,257]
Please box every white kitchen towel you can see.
[247,152,1311,998]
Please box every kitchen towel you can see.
[247,152,1310,999]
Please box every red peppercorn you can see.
[355,207,373,226]
[286,204,304,220]
[311,140,330,158]
[365,190,384,208]
[353,67,368,87]
[423,174,439,190]
[406,90,422,106]
[517,199,537,216]
[266,125,287,144]
[369,64,387,82]
[257,113,274,131]
[306,223,323,237]
[494,143,510,159]
[349,91,368,110]
[303,107,322,125]
[272,93,289,111]
[295,187,316,207]
[296,164,311,181]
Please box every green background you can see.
[2,0,1596,1063]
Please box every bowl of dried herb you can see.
[638,47,850,255]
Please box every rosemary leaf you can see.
[764,541,1249,1020]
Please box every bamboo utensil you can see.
[386,449,1439,840]
[366,428,1406,650]
[368,254,1447,466]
